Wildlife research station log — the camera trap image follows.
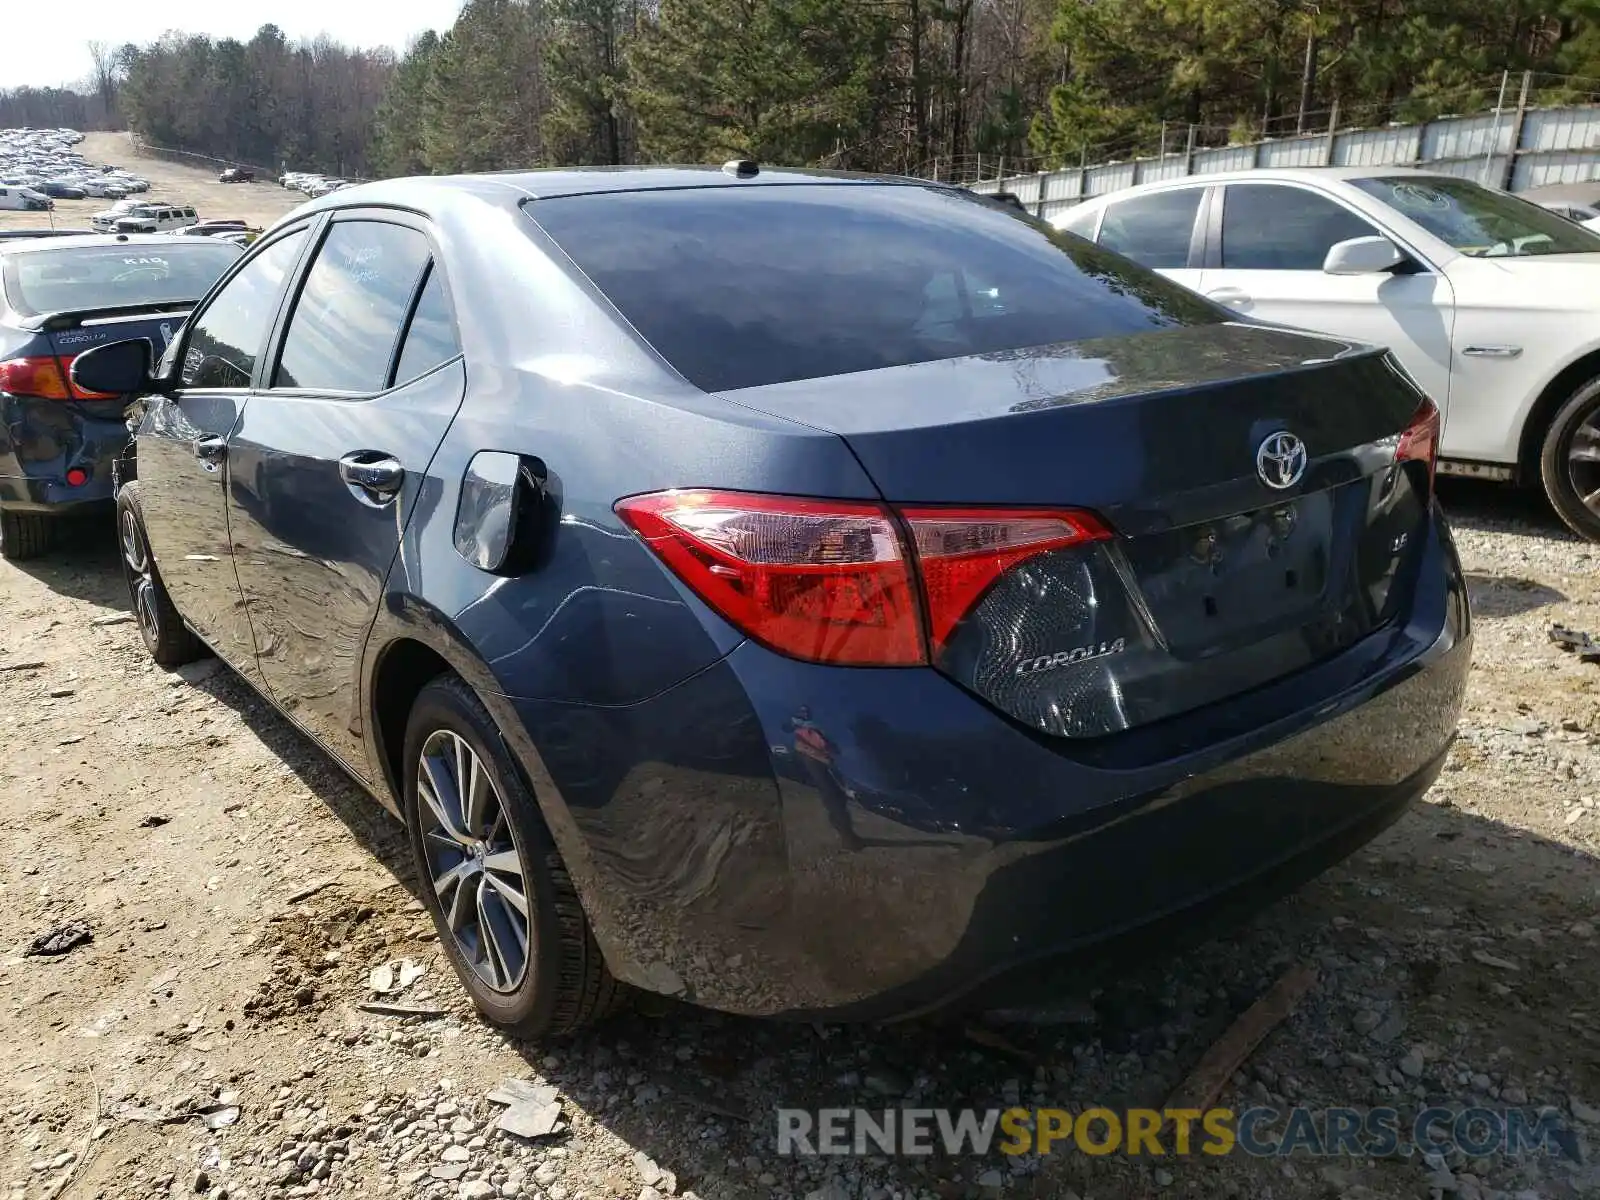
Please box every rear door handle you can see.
[1206,287,1253,310]
[338,451,405,499]
[193,435,227,468]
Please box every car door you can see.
[1091,185,1207,292]
[137,224,314,682]
[224,212,466,778]
[1198,181,1456,413]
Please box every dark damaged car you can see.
[71,168,1470,1033]
[0,233,241,558]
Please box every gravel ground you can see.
[3,141,1600,1200]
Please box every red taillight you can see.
[616,489,1109,666]
[617,490,924,665]
[901,507,1110,652]
[0,355,116,401]
[1396,397,1440,490]
[0,356,72,400]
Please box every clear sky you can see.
[7,0,467,89]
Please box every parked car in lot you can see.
[40,180,87,200]
[76,167,1470,1033]
[115,204,199,234]
[1052,167,1600,540]
[219,167,254,184]
[0,185,50,211]
[0,234,242,558]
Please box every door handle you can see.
[338,451,405,498]
[193,435,227,468]
[1206,287,1253,310]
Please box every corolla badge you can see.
[1256,430,1307,490]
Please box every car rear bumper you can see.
[507,504,1471,1019]
[0,396,125,514]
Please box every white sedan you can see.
[1052,167,1600,539]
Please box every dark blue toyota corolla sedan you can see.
[0,234,241,558]
[70,166,1470,1034]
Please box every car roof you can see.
[298,164,939,214]
[1070,164,1462,204]
[0,233,210,256]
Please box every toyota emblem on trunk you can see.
[1256,431,1307,490]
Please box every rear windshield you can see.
[529,184,1223,392]
[2,241,241,318]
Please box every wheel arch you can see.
[361,594,626,978]
[1517,344,1600,485]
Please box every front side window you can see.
[1096,189,1203,269]
[180,228,307,389]
[274,221,431,393]
[529,184,1222,393]
[1352,175,1600,257]
[1220,185,1379,270]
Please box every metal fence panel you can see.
[1521,107,1600,153]
[1136,155,1190,183]
[1193,145,1256,173]
[978,98,1600,205]
[1425,156,1508,183]
[1085,162,1137,194]
[1258,136,1326,168]
[1422,114,1510,161]
[1334,126,1422,166]
[1514,150,1600,189]
[1042,171,1083,201]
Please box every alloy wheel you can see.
[417,730,531,993]
[1569,411,1600,519]
[121,508,159,645]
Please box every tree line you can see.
[10,0,1600,180]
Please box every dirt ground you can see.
[3,139,1600,1200]
[0,133,308,235]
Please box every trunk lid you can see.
[38,303,189,411]
[721,322,1434,739]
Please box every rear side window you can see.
[3,240,241,319]
[181,230,307,388]
[273,221,431,393]
[530,184,1221,393]
[1220,185,1377,270]
[1096,189,1202,268]
[393,266,461,385]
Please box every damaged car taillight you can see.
[616,489,1110,666]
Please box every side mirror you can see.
[70,338,156,398]
[1322,235,1405,276]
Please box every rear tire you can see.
[0,511,53,561]
[116,484,205,667]
[402,675,622,1036]
[1540,377,1600,542]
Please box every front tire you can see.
[403,675,621,1036]
[0,511,52,561]
[117,484,205,666]
[1540,377,1600,541]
